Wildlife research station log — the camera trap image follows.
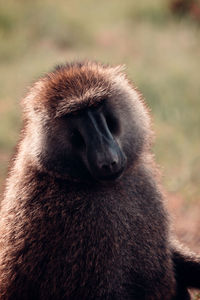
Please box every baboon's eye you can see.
[106,114,119,135]
[70,129,85,149]
[92,99,106,110]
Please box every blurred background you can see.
[0,0,199,294]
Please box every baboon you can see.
[0,61,199,300]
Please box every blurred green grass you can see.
[0,0,200,205]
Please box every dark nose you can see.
[91,144,126,180]
[97,155,120,176]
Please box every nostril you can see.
[111,161,117,167]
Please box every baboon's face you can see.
[37,97,147,182]
[38,99,126,182]
[26,64,150,182]
[56,100,126,181]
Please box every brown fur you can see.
[0,61,199,300]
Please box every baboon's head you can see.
[22,62,151,182]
